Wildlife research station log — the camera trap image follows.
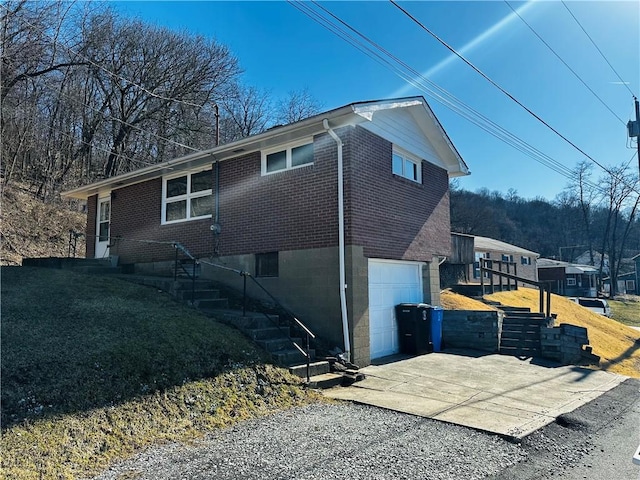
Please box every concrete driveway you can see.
[324,350,627,440]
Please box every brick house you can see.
[63,97,469,366]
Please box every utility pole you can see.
[630,97,640,175]
[635,97,640,175]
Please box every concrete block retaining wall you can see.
[540,324,597,364]
[442,310,503,353]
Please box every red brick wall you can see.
[86,194,97,258]
[101,126,451,263]
[343,126,451,261]
[109,179,214,263]
[217,134,339,255]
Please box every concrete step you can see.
[289,361,331,378]
[501,330,540,340]
[257,337,303,352]
[307,373,344,389]
[194,298,229,309]
[23,257,112,269]
[503,312,548,320]
[499,306,532,313]
[224,312,282,330]
[272,348,315,366]
[71,266,123,275]
[176,289,221,301]
[499,346,541,357]
[246,327,288,341]
[500,338,541,349]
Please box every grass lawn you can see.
[1,267,318,479]
[609,298,640,327]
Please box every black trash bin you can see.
[395,303,432,355]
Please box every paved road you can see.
[489,378,640,480]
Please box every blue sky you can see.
[114,1,640,201]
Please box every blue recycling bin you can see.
[430,306,443,352]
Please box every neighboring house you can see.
[537,258,598,298]
[63,96,470,366]
[440,234,539,287]
[603,272,638,296]
[635,253,640,295]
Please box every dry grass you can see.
[440,289,496,311]
[485,288,640,378]
[1,267,319,479]
[0,182,86,266]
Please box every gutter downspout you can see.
[323,119,351,362]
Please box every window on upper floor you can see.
[392,148,421,183]
[162,169,213,224]
[262,139,314,175]
[521,256,532,265]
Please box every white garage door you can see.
[368,259,423,359]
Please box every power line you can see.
[33,76,200,153]
[290,1,597,188]
[561,0,636,98]
[504,1,626,126]
[389,0,639,195]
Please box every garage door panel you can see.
[369,260,423,360]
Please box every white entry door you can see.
[95,196,111,258]
[368,259,423,359]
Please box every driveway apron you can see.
[324,350,627,439]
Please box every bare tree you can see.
[81,11,240,177]
[598,166,639,296]
[0,0,86,102]
[275,87,323,124]
[566,160,598,265]
[219,84,273,142]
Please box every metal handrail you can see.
[200,259,317,382]
[172,243,197,305]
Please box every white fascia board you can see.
[408,102,469,177]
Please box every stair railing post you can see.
[306,333,311,384]
[174,245,178,281]
[539,285,544,314]
[242,273,247,317]
[192,258,196,305]
[490,261,495,294]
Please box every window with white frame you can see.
[626,279,636,291]
[262,139,314,175]
[566,277,577,286]
[162,169,213,224]
[521,256,531,265]
[392,148,421,183]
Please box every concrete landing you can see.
[324,350,626,439]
